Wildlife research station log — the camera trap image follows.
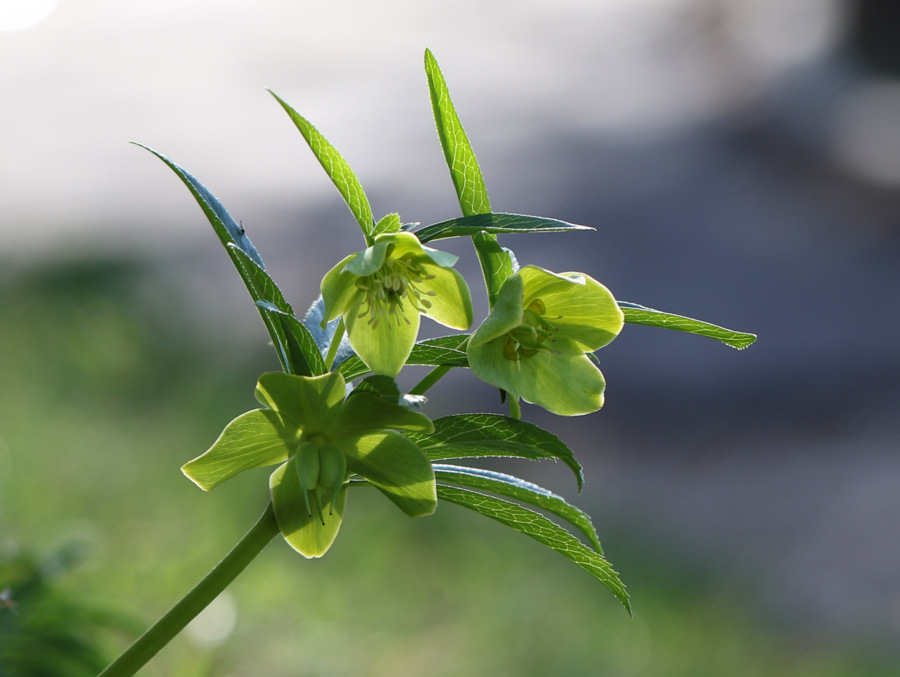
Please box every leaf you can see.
[227,244,325,377]
[135,145,266,269]
[303,296,355,365]
[337,334,471,380]
[424,49,513,306]
[414,213,593,243]
[618,301,757,350]
[433,464,602,552]
[436,484,629,612]
[269,90,375,242]
[425,49,491,217]
[406,414,584,490]
[138,146,324,375]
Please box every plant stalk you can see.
[99,502,280,677]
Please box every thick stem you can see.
[99,503,280,677]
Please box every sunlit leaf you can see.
[618,301,757,349]
[406,414,584,490]
[269,91,375,242]
[415,213,593,243]
[434,464,602,552]
[436,484,629,612]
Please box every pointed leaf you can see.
[182,409,291,491]
[414,213,593,243]
[406,414,584,490]
[269,91,375,242]
[136,145,265,268]
[434,464,602,552]
[373,212,402,237]
[255,304,327,377]
[436,484,629,612]
[270,459,347,558]
[618,301,757,349]
[256,372,345,430]
[334,391,434,438]
[425,49,491,217]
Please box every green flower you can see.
[467,265,624,416]
[181,371,437,558]
[321,228,473,376]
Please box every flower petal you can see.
[345,295,420,377]
[520,266,624,351]
[182,409,291,491]
[419,263,473,330]
[342,431,437,517]
[468,273,524,347]
[270,459,347,558]
[466,335,525,400]
[321,254,362,323]
[515,351,606,416]
[255,372,346,431]
[332,391,434,441]
[343,240,390,276]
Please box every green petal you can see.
[343,431,437,517]
[345,295,420,377]
[333,391,434,440]
[321,254,362,322]
[182,409,291,491]
[255,372,346,431]
[467,337,606,416]
[419,263,473,330]
[343,240,390,276]
[468,273,524,347]
[520,266,623,351]
[516,351,606,416]
[270,459,347,558]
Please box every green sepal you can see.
[182,409,291,491]
[343,431,437,518]
[336,391,434,438]
[337,334,470,380]
[436,485,630,613]
[618,301,757,349]
[269,90,375,243]
[270,459,347,558]
[255,372,345,431]
[343,241,389,276]
[405,413,584,490]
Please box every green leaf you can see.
[269,90,375,242]
[425,49,491,217]
[406,414,584,490]
[618,301,757,349]
[373,212,402,237]
[337,334,470,381]
[414,213,593,243]
[135,145,265,268]
[228,244,324,377]
[436,484,629,612]
[425,49,512,306]
[433,464,602,552]
[182,409,291,491]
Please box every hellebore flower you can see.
[321,228,473,376]
[181,371,437,557]
[467,265,624,416]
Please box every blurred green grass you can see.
[0,257,892,676]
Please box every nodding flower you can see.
[321,230,472,377]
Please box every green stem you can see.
[409,365,451,396]
[508,396,521,420]
[324,318,345,370]
[99,503,280,677]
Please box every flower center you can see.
[356,252,437,328]
[503,299,561,364]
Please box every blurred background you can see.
[2,0,900,674]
